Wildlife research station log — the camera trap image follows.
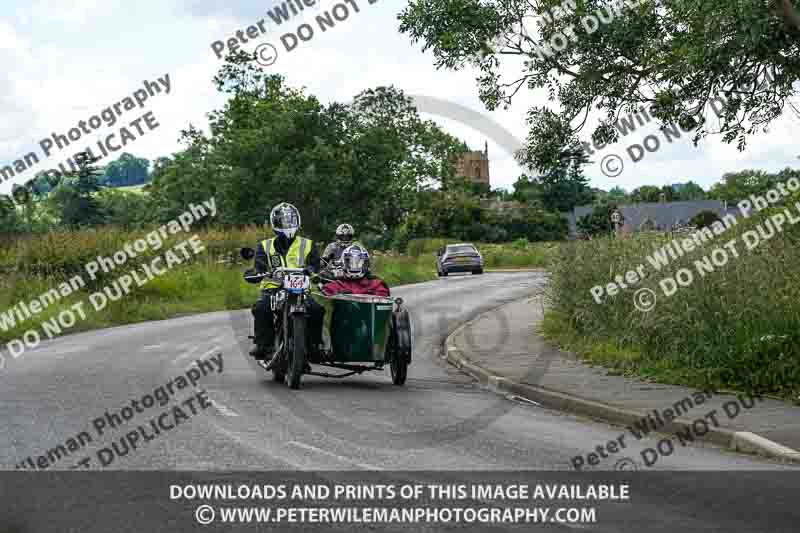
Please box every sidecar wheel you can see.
[390,358,408,385]
[389,309,412,386]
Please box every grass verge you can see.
[0,232,548,347]
[543,194,800,403]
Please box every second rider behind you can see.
[322,223,360,267]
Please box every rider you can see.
[321,245,390,297]
[321,223,361,276]
[250,202,324,370]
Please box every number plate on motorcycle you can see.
[285,273,309,292]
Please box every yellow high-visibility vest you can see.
[259,237,313,290]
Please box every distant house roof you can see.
[567,200,740,237]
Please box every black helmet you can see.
[341,244,369,279]
[269,202,301,240]
[335,223,355,244]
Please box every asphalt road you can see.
[1,271,797,532]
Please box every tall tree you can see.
[517,146,593,211]
[630,185,663,203]
[672,180,706,200]
[607,186,629,203]
[100,153,151,187]
[48,151,106,227]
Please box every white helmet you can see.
[335,223,355,244]
[269,202,301,240]
[341,244,369,279]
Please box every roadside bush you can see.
[577,204,615,236]
[498,208,568,242]
[690,209,722,229]
[465,223,507,243]
[511,238,530,250]
[96,189,157,229]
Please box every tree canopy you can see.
[399,0,800,171]
[147,52,465,243]
[100,153,151,187]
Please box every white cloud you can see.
[0,20,28,51]
[28,0,113,26]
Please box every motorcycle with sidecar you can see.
[240,247,412,390]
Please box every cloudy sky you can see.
[1,0,798,198]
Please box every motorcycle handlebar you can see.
[272,267,310,275]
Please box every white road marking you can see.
[207,421,307,469]
[288,441,383,471]
[172,346,201,365]
[507,395,543,407]
[207,396,239,417]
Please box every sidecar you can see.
[310,293,412,385]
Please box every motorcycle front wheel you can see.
[287,315,306,390]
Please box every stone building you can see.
[454,141,490,187]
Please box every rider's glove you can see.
[272,270,284,281]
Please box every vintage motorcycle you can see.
[241,248,412,390]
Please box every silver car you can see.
[436,243,484,276]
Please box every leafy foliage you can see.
[510,149,593,212]
[576,203,616,236]
[147,52,463,244]
[399,0,800,170]
[47,151,106,228]
[708,167,800,201]
[99,153,151,187]
[690,209,722,228]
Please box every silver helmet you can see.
[341,244,369,279]
[269,202,301,240]
[335,223,355,244]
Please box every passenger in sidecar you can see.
[320,245,390,297]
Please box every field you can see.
[0,229,551,346]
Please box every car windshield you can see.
[447,245,477,254]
